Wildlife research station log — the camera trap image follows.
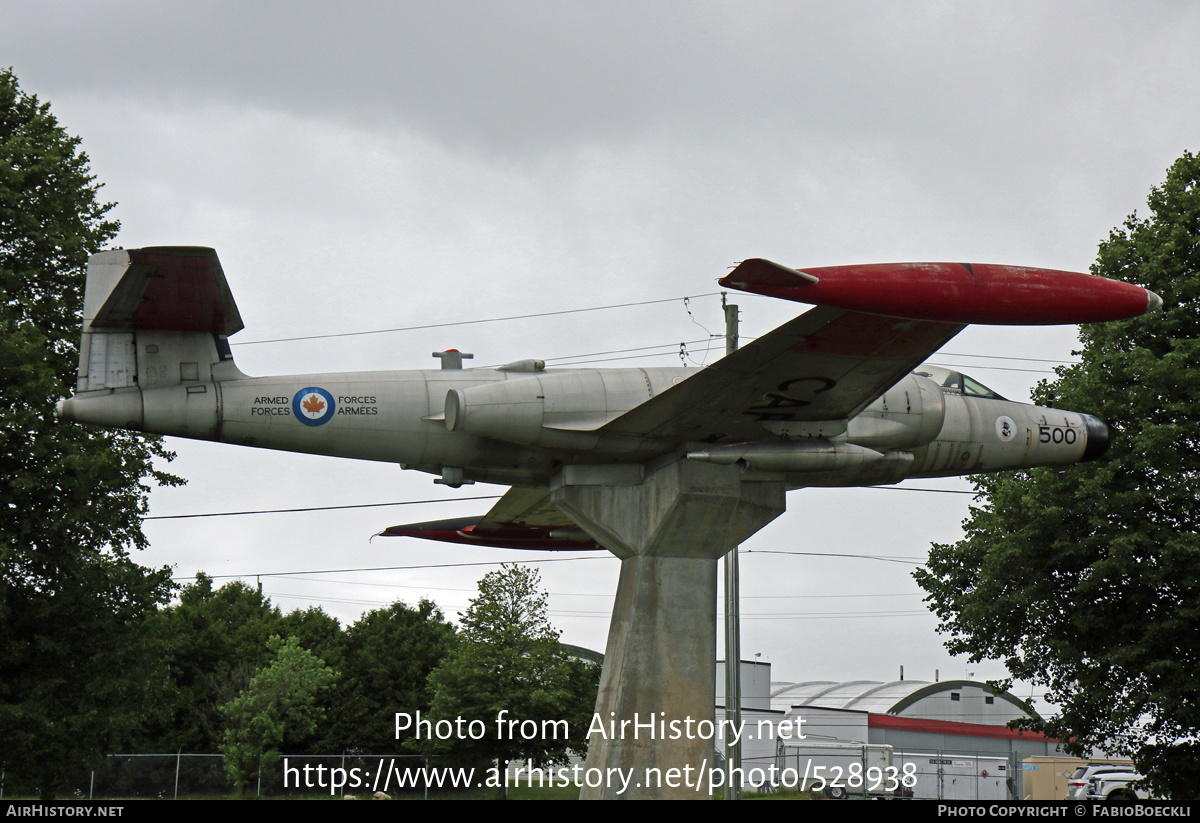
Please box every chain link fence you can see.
[3,753,437,800]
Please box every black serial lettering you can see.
[746,376,837,421]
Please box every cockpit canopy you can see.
[913,365,1007,401]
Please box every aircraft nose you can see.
[1081,414,1110,461]
[1146,289,1163,313]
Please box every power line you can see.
[260,589,935,620]
[494,337,715,369]
[528,349,707,368]
[145,484,973,521]
[535,609,933,620]
[926,361,1056,376]
[172,554,613,582]
[730,610,934,620]
[145,495,502,520]
[732,592,921,600]
[526,336,1071,372]
[270,573,921,600]
[742,549,927,565]
[226,285,1078,374]
[535,349,1062,373]
[939,350,1077,365]
[172,544,932,586]
[867,485,975,495]
[233,292,724,346]
[539,338,713,364]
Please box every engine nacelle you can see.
[445,370,655,450]
[843,373,945,450]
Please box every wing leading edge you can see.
[596,305,965,443]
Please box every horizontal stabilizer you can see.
[88,246,243,335]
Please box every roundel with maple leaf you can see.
[293,387,336,426]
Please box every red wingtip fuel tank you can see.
[381,517,599,550]
[720,259,1162,324]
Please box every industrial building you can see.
[716,662,1074,799]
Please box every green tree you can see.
[220,635,339,792]
[0,69,182,799]
[321,599,455,754]
[915,152,1200,799]
[278,605,342,666]
[425,564,598,799]
[140,574,291,753]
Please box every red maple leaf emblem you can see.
[301,395,326,415]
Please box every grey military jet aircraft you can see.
[57,248,1159,549]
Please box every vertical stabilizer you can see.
[77,250,138,392]
[73,246,244,392]
[60,247,245,435]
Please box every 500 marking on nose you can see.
[1038,425,1077,445]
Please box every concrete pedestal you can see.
[552,460,785,799]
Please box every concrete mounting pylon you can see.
[552,459,785,799]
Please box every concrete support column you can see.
[552,460,784,799]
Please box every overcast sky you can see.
[7,2,1199,713]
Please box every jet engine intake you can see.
[843,373,946,450]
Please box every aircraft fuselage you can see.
[58,359,1106,490]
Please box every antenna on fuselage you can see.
[433,349,474,369]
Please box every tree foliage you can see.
[140,574,301,753]
[425,564,598,798]
[220,635,338,791]
[143,577,459,765]
[322,598,455,754]
[0,69,182,798]
[914,151,1200,798]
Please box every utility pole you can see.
[722,293,742,800]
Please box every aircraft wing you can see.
[386,305,964,548]
[598,305,965,443]
[382,486,598,549]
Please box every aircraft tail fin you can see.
[74,246,244,393]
